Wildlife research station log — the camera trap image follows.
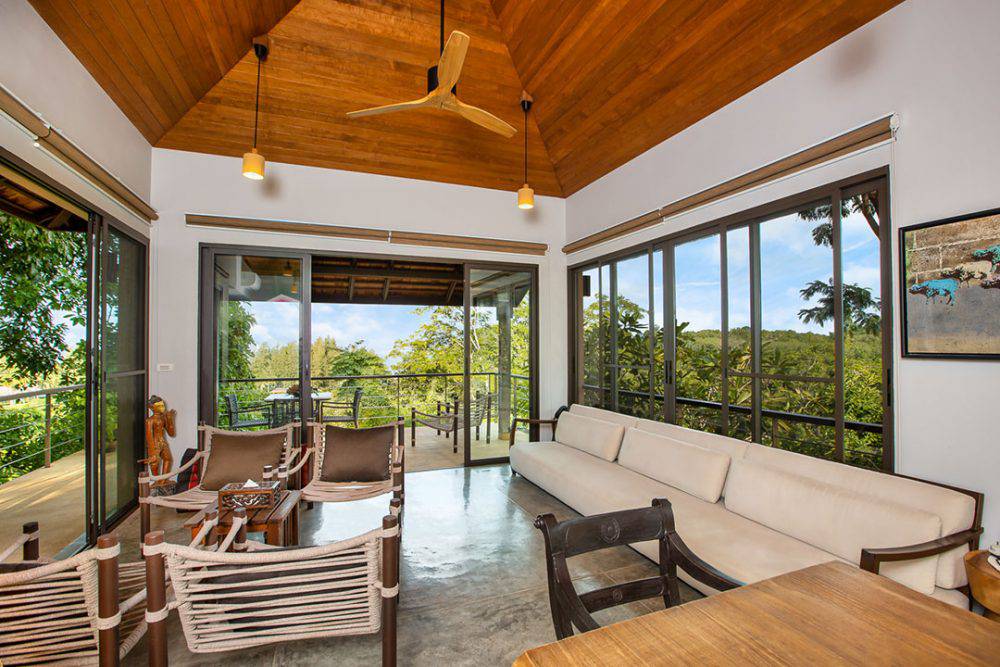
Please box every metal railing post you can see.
[44,392,52,468]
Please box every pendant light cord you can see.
[523,107,528,182]
[253,52,262,149]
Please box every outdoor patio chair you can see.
[534,498,742,640]
[411,391,492,453]
[142,509,400,665]
[318,387,364,427]
[0,522,148,665]
[223,393,272,430]
[289,420,404,511]
[139,423,299,540]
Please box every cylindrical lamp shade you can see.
[517,183,534,209]
[242,148,265,180]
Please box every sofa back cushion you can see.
[618,428,731,503]
[725,460,942,595]
[635,418,749,463]
[569,404,638,429]
[744,443,976,588]
[555,412,625,462]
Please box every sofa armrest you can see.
[509,418,559,447]
[860,527,983,574]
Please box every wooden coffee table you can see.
[514,562,1000,665]
[184,489,301,547]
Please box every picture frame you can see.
[899,207,1000,359]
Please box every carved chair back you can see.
[534,498,742,640]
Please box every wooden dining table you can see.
[514,562,1000,666]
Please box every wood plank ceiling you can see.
[30,0,900,197]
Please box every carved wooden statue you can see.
[143,395,175,486]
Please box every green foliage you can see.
[221,301,256,380]
[0,212,86,385]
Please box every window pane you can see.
[841,188,884,469]
[761,415,837,461]
[759,201,835,379]
[614,253,650,417]
[215,255,302,429]
[580,267,602,406]
[674,234,722,432]
[726,226,753,441]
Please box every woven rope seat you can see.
[0,529,147,665]
[143,510,401,664]
[288,419,404,507]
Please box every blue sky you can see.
[591,204,881,335]
[248,302,433,363]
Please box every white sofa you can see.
[510,404,983,608]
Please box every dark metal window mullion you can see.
[663,245,676,423]
[832,190,846,462]
[647,249,655,417]
[719,224,730,435]
[609,262,619,413]
[749,222,763,443]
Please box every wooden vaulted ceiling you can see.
[31,0,900,198]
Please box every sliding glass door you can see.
[571,173,891,470]
[96,222,148,527]
[464,265,537,464]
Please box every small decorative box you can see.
[218,480,281,510]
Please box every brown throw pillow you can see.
[201,431,287,491]
[320,423,393,483]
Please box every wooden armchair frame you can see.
[534,498,741,640]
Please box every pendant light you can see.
[242,38,269,180]
[517,91,534,210]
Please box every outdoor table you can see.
[263,391,332,425]
[184,489,301,548]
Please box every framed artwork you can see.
[900,208,1000,359]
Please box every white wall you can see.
[565,0,1000,540]
[0,0,151,232]
[150,148,566,456]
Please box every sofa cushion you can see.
[555,412,625,462]
[724,460,942,595]
[510,441,840,594]
[744,443,975,589]
[202,430,287,491]
[319,423,392,483]
[618,429,730,503]
[635,418,749,463]
[569,404,638,429]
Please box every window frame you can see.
[568,167,893,471]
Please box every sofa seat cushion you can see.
[617,428,731,503]
[928,586,969,609]
[725,461,942,595]
[744,443,975,589]
[569,404,638,429]
[554,412,625,462]
[510,442,840,592]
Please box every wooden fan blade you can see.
[346,94,434,118]
[443,96,517,138]
[436,31,470,94]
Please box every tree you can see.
[798,279,881,335]
[221,301,256,380]
[0,213,86,384]
[798,193,879,246]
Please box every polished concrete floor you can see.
[124,465,699,666]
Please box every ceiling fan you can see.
[346,1,516,138]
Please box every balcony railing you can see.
[0,384,85,484]
[217,372,531,431]
[581,384,884,470]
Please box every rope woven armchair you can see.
[139,423,299,540]
[143,509,401,665]
[0,523,147,665]
[287,419,405,510]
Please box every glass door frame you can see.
[462,261,539,467]
[568,168,893,471]
[197,245,312,432]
